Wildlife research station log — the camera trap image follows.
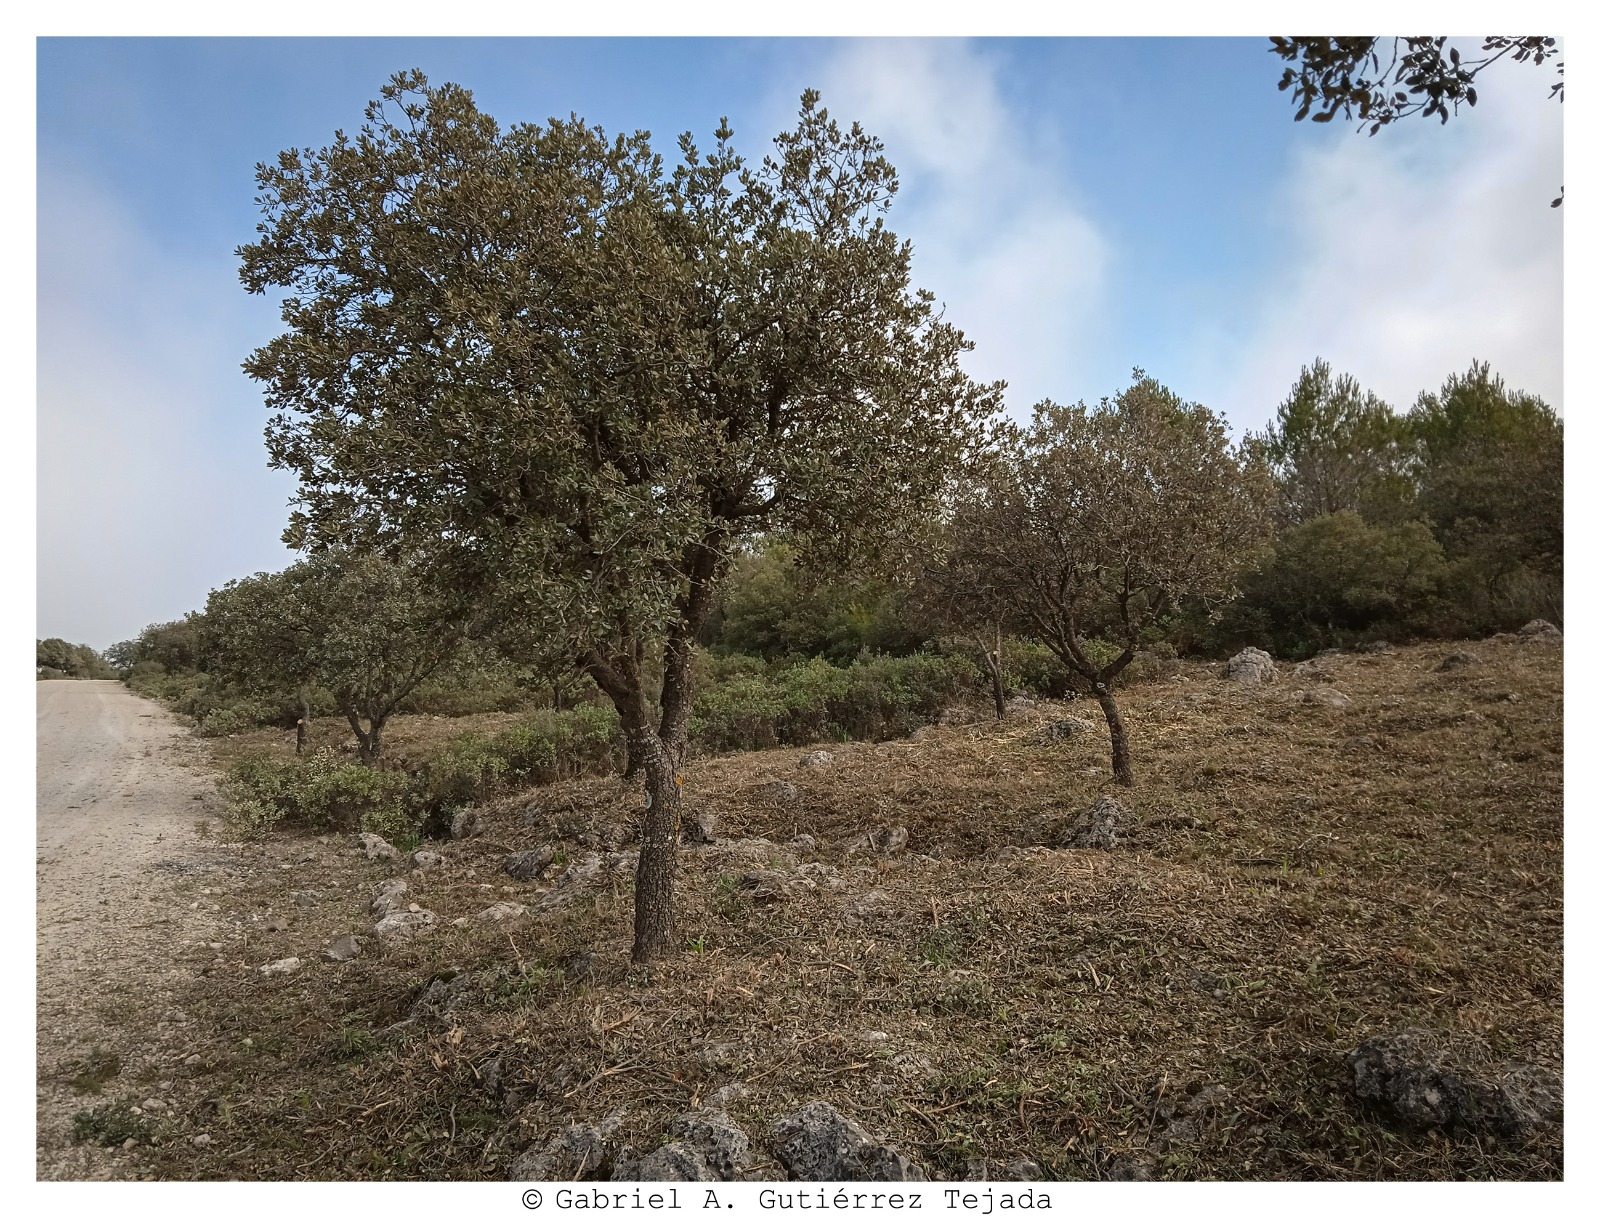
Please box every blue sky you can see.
[36,36,1565,649]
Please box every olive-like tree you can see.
[202,551,470,764]
[238,73,999,962]
[929,374,1274,786]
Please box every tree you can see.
[1269,37,1564,205]
[238,73,999,962]
[928,374,1274,785]
[202,551,471,764]
[1251,359,1413,527]
[1409,362,1562,625]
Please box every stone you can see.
[1108,1155,1156,1181]
[358,833,401,862]
[450,808,484,840]
[409,850,446,870]
[759,780,800,802]
[1439,651,1481,671]
[1064,794,1132,850]
[501,846,556,882]
[536,853,606,912]
[258,957,301,976]
[681,808,718,846]
[737,870,795,904]
[665,1105,752,1179]
[293,890,320,908]
[1301,687,1353,709]
[141,1097,168,1113]
[1355,640,1393,654]
[1004,695,1038,716]
[937,705,977,727]
[191,1134,212,1147]
[1221,646,1276,686]
[797,750,834,770]
[612,1141,721,1181]
[769,1101,926,1181]
[1032,716,1092,745]
[867,825,909,856]
[370,877,410,916]
[373,909,436,942]
[1519,619,1563,643]
[1347,1031,1559,1139]
[509,1112,625,1181]
[183,1055,202,1067]
[789,833,819,854]
[478,901,529,923]
[321,935,361,962]
[264,914,289,933]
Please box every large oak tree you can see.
[239,72,999,963]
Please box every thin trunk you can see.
[982,648,1006,719]
[1093,686,1134,787]
[634,736,684,964]
[295,685,310,756]
[342,706,382,766]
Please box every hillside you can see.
[74,635,1562,1181]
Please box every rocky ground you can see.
[40,630,1564,1181]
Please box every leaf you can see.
[1311,111,1334,123]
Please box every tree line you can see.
[96,72,1559,964]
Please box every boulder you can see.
[478,901,529,923]
[769,1101,926,1181]
[370,877,410,916]
[1519,619,1563,643]
[1438,651,1480,671]
[409,849,446,870]
[1032,716,1092,745]
[258,956,301,976]
[358,833,401,862]
[1301,687,1353,709]
[1221,647,1276,686]
[1348,1031,1561,1139]
[1064,794,1132,850]
[373,909,436,942]
[321,935,361,962]
[450,808,484,840]
[509,1112,624,1181]
[501,846,556,882]
[797,751,834,770]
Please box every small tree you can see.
[238,74,999,961]
[931,373,1274,785]
[203,551,470,764]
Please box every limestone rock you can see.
[1032,716,1092,745]
[769,1101,927,1181]
[509,1112,624,1181]
[1519,619,1563,643]
[409,849,446,870]
[358,833,401,862]
[478,901,529,923]
[1064,794,1132,850]
[321,935,361,962]
[501,847,556,882]
[450,808,484,840]
[373,909,436,942]
[258,957,301,976]
[1301,687,1353,709]
[370,877,410,916]
[797,750,834,770]
[1221,647,1276,686]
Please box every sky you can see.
[35,34,1566,650]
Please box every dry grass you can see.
[126,638,1560,1181]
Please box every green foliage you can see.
[1250,358,1414,526]
[72,1103,147,1147]
[689,652,979,753]
[705,545,924,664]
[35,638,118,679]
[1228,512,1453,657]
[223,748,413,837]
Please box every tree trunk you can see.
[633,736,683,964]
[982,648,1006,720]
[295,685,310,756]
[343,707,383,765]
[1093,686,1133,786]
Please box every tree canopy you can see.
[239,71,999,961]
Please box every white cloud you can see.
[37,165,297,649]
[1210,61,1563,431]
[810,39,1110,416]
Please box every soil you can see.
[36,638,1564,1181]
[35,681,238,1180]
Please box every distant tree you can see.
[238,73,999,962]
[929,373,1274,785]
[1251,359,1414,527]
[203,551,471,764]
[35,638,114,679]
[1269,36,1564,205]
[1409,362,1562,624]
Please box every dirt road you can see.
[36,681,234,1179]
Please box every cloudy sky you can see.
[35,35,1564,649]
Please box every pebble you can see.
[184,1055,201,1066]
[192,1134,212,1147]
[142,1097,168,1112]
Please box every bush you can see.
[222,748,413,837]
[1227,511,1454,658]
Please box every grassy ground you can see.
[113,638,1561,1180]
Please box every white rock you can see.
[259,957,302,976]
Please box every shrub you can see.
[222,748,413,836]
